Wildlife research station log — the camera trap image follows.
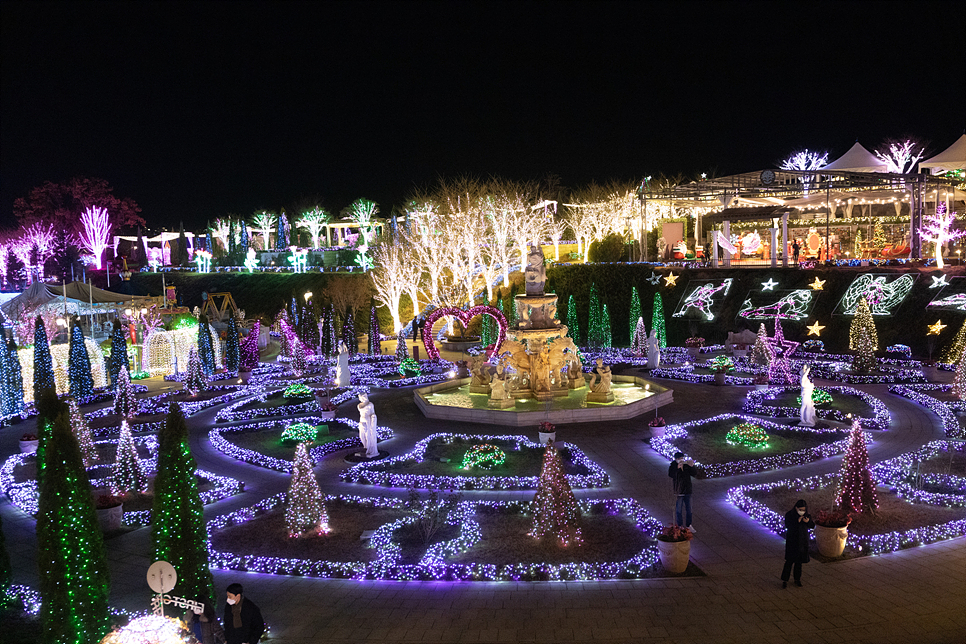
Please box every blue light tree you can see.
[68,321,94,399]
[33,316,55,401]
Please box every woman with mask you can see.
[782,499,814,588]
[184,597,226,644]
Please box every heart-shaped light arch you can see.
[421,305,508,360]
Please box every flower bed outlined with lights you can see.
[803,358,926,385]
[873,440,966,508]
[888,384,965,439]
[215,389,323,422]
[743,386,891,429]
[339,433,610,490]
[207,493,664,581]
[209,417,393,472]
[650,414,864,478]
[727,472,966,556]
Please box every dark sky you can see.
[2,0,964,231]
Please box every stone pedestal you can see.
[586,391,615,403]
[568,378,584,390]
[534,390,555,402]
[552,386,569,397]
[488,398,515,409]
[469,384,491,395]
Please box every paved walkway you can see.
[2,371,964,644]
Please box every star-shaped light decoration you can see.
[808,277,826,290]
[761,278,779,291]
[930,275,949,289]
[927,320,947,335]
[806,321,825,336]
[647,272,662,285]
[664,272,678,287]
[763,318,799,385]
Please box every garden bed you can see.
[889,384,965,438]
[215,388,321,422]
[220,423,359,462]
[743,385,890,429]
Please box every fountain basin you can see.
[415,375,672,426]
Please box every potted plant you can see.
[656,524,693,573]
[732,343,749,359]
[19,433,39,454]
[708,356,734,385]
[922,360,939,382]
[684,337,704,358]
[753,372,770,390]
[318,399,338,420]
[538,421,556,445]
[813,509,852,557]
[94,493,124,532]
[648,416,666,437]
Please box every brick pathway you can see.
[2,372,964,644]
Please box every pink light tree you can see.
[79,205,112,269]
[875,139,925,174]
[919,202,964,270]
[12,222,56,280]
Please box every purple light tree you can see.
[12,222,56,281]
[875,139,925,174]
[79,206,112,269]
[919,201,964,270]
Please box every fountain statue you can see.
[799,365,816,427]
[469,353,492,394]
[586,358,614,403]
[488,364,514,408]
[496,245,581,402]
[357,392,380,458]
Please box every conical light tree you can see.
[955,351,966,401]
[395,328,410,362]
[530,441,583,547]
[239,320,260,372]
[184,348,208,396]
[836,420,879,515]
[1,332,25,418]
[750,323,772,366]
[849,297,878,373]
[566,295,580,346]
[631,317,647,355]
[285,442,329,537]
[37,409,111,644]
[588,284,605,348]
[601,303,612,349]
[197,314,215,376]
[33,316,55,402]
[628,287,642,346]
[110,420,147,496]
[113,366,138,418]
[650,293,666,348]
[68,321,94,400]
[369,304,381,355]
[224,314,240,372]
[940,319,966,364]
[68,397,98,468]
[152,403,214,606]
[108,319,130,390]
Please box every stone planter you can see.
[19,439,39,454]
[686,347,700,358]
[713,373,727,386]
[318,410,337,420]
[814,524,849,558]
[649,424,666,438]
[733,349,748,358]
[656,538,691,574]
[96,504,123,532]
[538,432,556,445]
[922,365,939,382]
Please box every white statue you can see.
[357,392,380,458]
[646,329,661,370]
[336,341,350,386]
[799,365,816,427]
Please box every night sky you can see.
[2,1,964,231]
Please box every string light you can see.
[460,444,506,470]
[849,297,879,372]
[530,441,583,546]
[743,385,891,429]
[111,420,147,495]
[286,442,330,537]
[672,279,732,321]
[836,420,879,514]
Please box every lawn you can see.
[761,390,872,418]
[223,423,356,462]
[667,418,842,465]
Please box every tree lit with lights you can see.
[849,297,878,373]
[836,420,878,515]
[530,441,583,547]
[919,202,965,270]
[78,206,112,269]
[286,442,330,537]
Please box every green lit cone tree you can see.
[113,366,138,419]
[108,319,130,389]
[530,441,583,547]
[34,387,66,488]
[588,284,605,348]
[628,286,642,346]
[37,410,111,644]
[152,403,214,606]
[110,420,147,496]
[566,295,580,346]
[650,293,666,348]
[849,297,878,373]
[68,321,94,399]
[285,442,329,537]
[197,314,215,376]
[68,397,98,468]
[836,420,879,515]
[601,304,612,348]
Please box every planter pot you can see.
[538,432,556,445]
[733,349,748,358]
[657,538,691,574]
[814,524,849,558]
[238,371,252,384]
[19,440,39,454]
[96,504,123,532]
[923,366,939,382]
[713,373,727,386]
[318,410,337,420]
[686,347,700,358]
[649,424,666,438]
[754,384,770,390]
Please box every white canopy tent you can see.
[823,142,888,173]
[920,134,966,175]
[112,231,196,257]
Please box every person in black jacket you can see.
[781,499,815,588]
[223,583,265,644]
[668,451,697,533]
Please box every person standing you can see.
[223,583,265,644]
[668,451,697,533]
[792,240,801,263]
[185,597,226,644]
[781,499,814,588]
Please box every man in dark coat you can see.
[224,583,265,644]
[781,499,815,588]
[668,451,698,533]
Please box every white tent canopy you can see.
[823,142,888,173]
[920,134,966,174]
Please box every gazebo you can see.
[920,134,966,176]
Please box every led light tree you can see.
[750,323,772,366]
[836,420,878,515]
[34,388,65,487]
[631,317,647,355]
[33,316,55,401]
[78,205,112,270]
[111,420,146,495]
[919,202,965,270]
[183,348,208,396]
[849,297,878,373]
[225,314,240,372]
[368,304,381,355]
[780,149,828,171]
[530,441,583,547]
[298,207,329,249]
[343,199,379,270]
[872,218,886,251]
[371,240,409,333]
[152,403,214,605]
[941,319,966,364]
[601,304,612,348]
[650,293,666,348]
[239,320,260,371]
[285,442,329,537]
[108,319,130,389]
[875,139,925,174]
[197,314,215,376]
[292,337,307,374]
[395,327,409,362]
[68,397,98,468]
[251,211,276,250]
[239,219,249,258]
[68,321,94,399]
[276,212,289,249]
[566,295,580,345]
[113,366,138,418]
[37,409,111,644]
[2,333,25,418]
[588,284,605,348]
[342,310,356,355]
[954,351,966,401]
[628,287,642,346]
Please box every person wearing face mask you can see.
[223,583,265,644]
[781,499,815,588]
[184,597,226,644]
[667,451,697,533]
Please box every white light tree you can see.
[211,218,230,253]
[252,211,277,250]
[342,199,379,270]
[780,149,829,171]
[486,180,527,287]
[297,207,329,249]
[875,139,926,174]
[371,238,410,333]
[546,216,568,261]
[919,202,965,270]
[79,206,112,269]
